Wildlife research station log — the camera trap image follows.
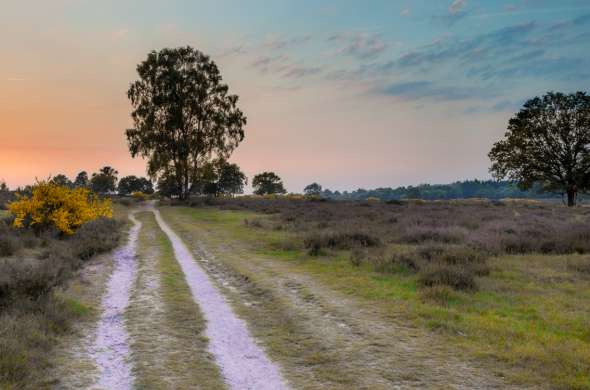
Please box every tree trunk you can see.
[567,187,577,207]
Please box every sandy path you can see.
[151,207,288,390]
[160,207,525,390]
[89,213,141,390]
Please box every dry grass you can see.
[0,208,125,389]
[127,212,225,389]
[165,199,590,389]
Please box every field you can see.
[161,197,590,389]
[2,197,590,389]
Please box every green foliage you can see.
[118,175,154,196]
[319,179,559,201]
[304,182,322,196]
[126,46,247,200]
[252,172,286,195]
[90,166,118,194]
[489,91,590,206]
[50,174,72,188]
[217,162,247,195]
[73,171,89,188]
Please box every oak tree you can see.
[489,92,590,206]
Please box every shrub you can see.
[68,217,123,260]
[0,235,21,257]
[419,285,457,306]
[418,264,477,291]
[401,225,467,244]
[8,181,112,235]
[568,257,590,275]
[131,191,147,202]
[349,247,366,267]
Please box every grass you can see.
[127,212,225,389]
[161,204,590,390]
[0,206,126,389]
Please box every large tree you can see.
[489,91,590,206]
[126,46,247,200]
[252,172,286,195]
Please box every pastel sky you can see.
[1,0,589,192]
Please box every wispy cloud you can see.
[6,77,26,81]
[432,0,469,26]
[251,54,321,79]
[400,8,410,17]
[329,32,387,59]
[380,80,494,102]
[263,35,312,51]
[449,0,467,15]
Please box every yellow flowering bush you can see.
[131,191,147,201]
[8,181,112,235]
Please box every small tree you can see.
[50,174,72,188]
[118,175,154,195]
[74,171,89,188]
[218,163,247,196]
[489,91,590,206]
[304,182,322,196]
[0,181,8,192]
[91,166,118,195]
[252,172,286,195]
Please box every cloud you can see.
[432,0,469,26]
[380,80,494,102]
[329,32,387,59]
[400,8,410,17]
[251,55,321,79]
[283,65,322,78]
[6,77,26,81]
[449,0,467,15]
[251,55,287,73]
[263,35,312,51]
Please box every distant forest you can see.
[320,180,572,202]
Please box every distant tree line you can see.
[316,180,568,201]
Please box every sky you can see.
[1,0,589,192]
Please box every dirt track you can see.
[52,206,522,389]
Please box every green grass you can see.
[163,206,590,390]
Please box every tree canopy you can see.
[50,174,72,188]
[91,166,118,195]
[304,183,322,196]
[126,46,247,200]
[73,171,89,188]
[489,91,590,206]
[252,172,286,195]
[118,175,154,195]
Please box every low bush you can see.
[419,285,457,306]
[418,264,477,291]
[68,217,123,260]
[401,225,467,244]
[567,257,590,275]
[303,230,381,255]
[0,234,21,257]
